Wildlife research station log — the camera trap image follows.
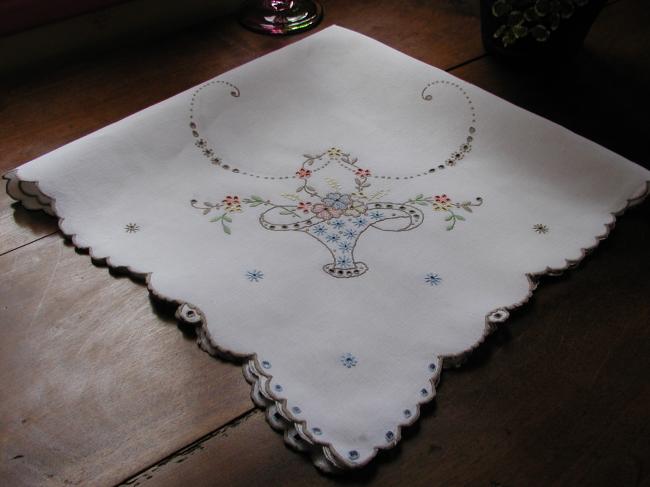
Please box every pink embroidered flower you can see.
[432,194,452,211]
[222,195,242,212]
[297,201,312,213]
[355,168,371,177]
[296,168,312,179]
[311,203,343,220]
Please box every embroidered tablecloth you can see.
[5,26,649,470]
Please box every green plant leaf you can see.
[223,224,231,235]
[494,24,507,38]
[445,215,453,221]
[456,214,465,221]
[492,0,511,17]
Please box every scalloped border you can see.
[4,170,649,471]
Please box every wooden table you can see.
[1,1,649,485]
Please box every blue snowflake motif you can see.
[330,219,345,230]
[352,217,368,228]
[336,255,352,267]
[311,224,326,236]
[369,210,384,220]
[326,233,340,243]
[246,270,264,282]
[338,240,353,252]
[340,353,358,368]
[424,273,442,286]
[342,228,357,239]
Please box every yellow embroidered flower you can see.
[327,147,343,158]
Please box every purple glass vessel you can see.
[240,0,323,35]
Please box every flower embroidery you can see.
[330,219,345,230]
[424,273,442,286]
[311,203,343,220]
[125,223,140,233]
[327,147,343,158]
[222,195,242,213]
[296,168,312,179]
[409,194,483,231]
[297,201,312,213]
[322,192,351,211]
[193,150,484,277]
[352,216,368,228]
[340,353,358,368]
[533,224,549,234]
[336,255,353,267]
[246,270,264,282]
[344,199,368,217]
[338,240,353,252]
[432,194,453,211]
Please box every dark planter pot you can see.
[480,0,607,61]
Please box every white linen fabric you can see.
[5,26,649,470]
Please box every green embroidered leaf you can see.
[223,214,233,223]
[416,201,429,206]
[416,194,424,200]
[280,210,293,215]
[462,205,473,213]
[250,195,264,202]
[455,214,465,221]
[306,185,317,193]
[202,209,210,215]
[446,224,454,231]
[445,215,453,221]
[281,193,301,201]
[209,215,223,223]
[325,178,342,191]
[203,201,213,206]
[223,224,231,235]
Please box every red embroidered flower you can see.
[296,168,312,179]
[222,195,242,212]
[355,168,371,177]
[297,201,312,213]
[434,194,451,204]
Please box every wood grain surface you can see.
[1,0,649,486]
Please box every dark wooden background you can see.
[1,1,649,486]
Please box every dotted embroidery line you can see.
[188,79,477,180]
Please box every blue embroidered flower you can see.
[338,240,353,252]
[369,210,384,220]
[330,219,345,229]
[246,270,264,282]
[336,255,352,267]
[311,224,326,236]
[342,228,357,239]
[322,192,351,210]
[424,273,442,286]
[340,353,357,368]
[353,217,368,228]
[326,233,340,243]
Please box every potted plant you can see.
[480,0,607,59]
